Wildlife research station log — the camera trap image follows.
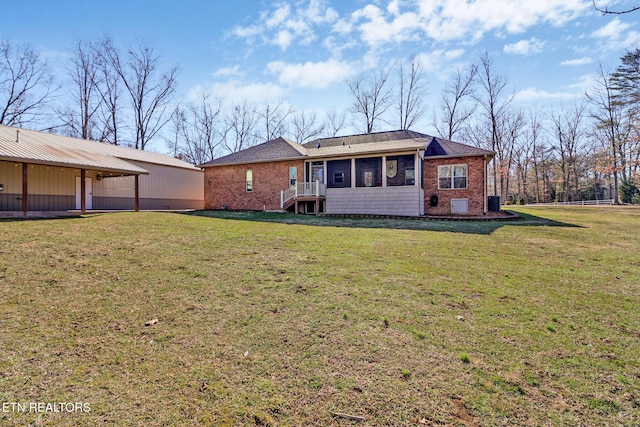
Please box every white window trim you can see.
[246,169,253,192]
[438,164,468,190]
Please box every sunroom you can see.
[299,151,424,216]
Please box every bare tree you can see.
[325,108,347,137]
[258,101,293,141]
[526,112,546,203]
[93,37,123,144]
[592,0,640,14]
[397,55,427,130]
[171,92,226,164]
[348,67,393,133]
[58,41,103,140]
[499,110,525,202]
[224,101,259,153]
[550,103,587,202]
[586,65,624,203]
[289,110,325,144]
[473,53,514,198]
[105,39,178,150]
[433,63,477,140]
[0,39,56,126]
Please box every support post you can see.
[134,175,140,212]
[22,163,28,213]
[80,169,86,213]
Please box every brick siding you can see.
[204,160,304,210]
[423,156,487,216]
[205,155,488,216]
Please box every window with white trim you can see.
[246,169,253,192]
[438,164,467,189]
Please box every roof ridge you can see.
[280,137,308,155]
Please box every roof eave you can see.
[0,155,149,175]
[424,152,496,161]
[199,155,308,168]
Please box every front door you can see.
[311,162,324,183]
[75,177,93,210]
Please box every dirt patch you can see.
[451,396,478,427]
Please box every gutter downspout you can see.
[483,155,488,214]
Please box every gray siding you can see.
[326,186,424,216]
[0,193,74,210]
[93,197,203,210]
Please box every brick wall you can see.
[423,156,487,216]
[204,160,304,210]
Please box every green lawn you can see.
[0,207,638,426]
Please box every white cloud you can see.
[515,87,581,102]
[351,4,421,47]
[592,18,630,40]
[504,37,545,55]
[232,0,339,50]
[415,49,465,74]
[418,0,588,43]
[591,18,640,52]
[202,80,287,105]
[561,57,593,66]
[213,65,243,77]
[267,59,356,89]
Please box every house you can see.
[0,125,204,213]
[200,130,495,216]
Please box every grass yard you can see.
[0,206,639,426]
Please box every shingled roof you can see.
[200,130,494,167]
[303,129,429,149]
[199,137,305,166]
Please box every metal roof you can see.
[0,125,201,174]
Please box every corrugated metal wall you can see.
[1,160,204,211]
[1,161,78,210]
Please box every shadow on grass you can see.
[184,210,582,235]
[0,214,83,223]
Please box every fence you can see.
[525,199,615,206]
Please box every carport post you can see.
[134,175,139,212]
[22,162,28,213]
[80,169,86,213]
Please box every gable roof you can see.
[199,137,305,166]
[199,130,494,167]
[0,125,202,174]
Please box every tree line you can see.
[1,36,639,203]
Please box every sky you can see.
[2,0,640,153]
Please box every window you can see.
[311,161,324,183]
[355,157,382,187]
[438,164,467,189]
[405,167,415,186]
[327,159,351,188]
[386,155,415,186]
[289,167,297,187]
[246,169,253,192]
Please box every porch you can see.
[280,181,326,215]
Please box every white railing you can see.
[525,199,615,206]
[280,181,326,208]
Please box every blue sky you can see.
[2,0,640,151]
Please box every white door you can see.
[75,177,93,210]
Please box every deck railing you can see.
[281,181,326,208]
